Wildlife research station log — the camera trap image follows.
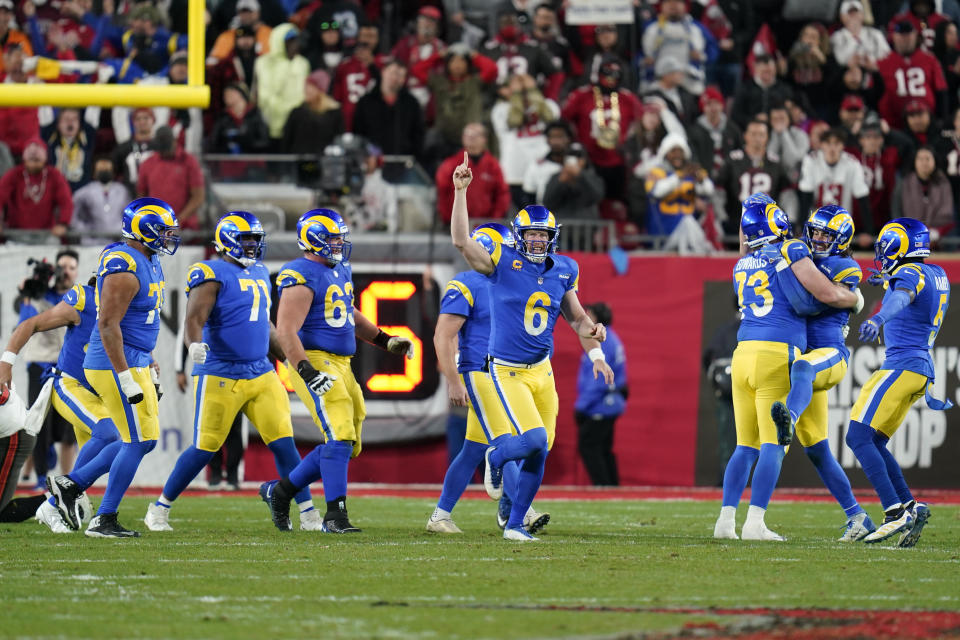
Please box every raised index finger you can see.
[463,150,468,166]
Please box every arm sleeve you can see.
[874,288,913,324]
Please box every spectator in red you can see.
[22,0,97,62]
[391,6,446,106]
[850,123,898,238]
[0,138,72,237]
[435,123,509,224]
[206,25,260,128]
[877,19,947,128]
[353,60,425,160]
[900,99,939,157]
[137,126,205,231]
[892,145,954,240]
[838,94,868,141]
[687,86,742,175]
[0,0,32,73]
[730,53,793,130]
[483,10,562,99]
[331,21,386,131]
[208,0,272,64]
[893,0,951,51]
[281,70,344,154]
[580,24,633,92]
[0,44,39,157]
[562,56,642,201]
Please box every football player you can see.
[849,218,951,547]
[259,209,414,533]
[145,212,316,532]
[450,152,614,542]
[426,223,549,535]
[715,195,860,541]
[49,198,180,538]
[0,249,124,533]
[768,206,874,541]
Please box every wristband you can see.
[0,351,16,366]
[117,369,135,386]
[297,359,317,378]
[588,348,605,363]
[372,329,392,350]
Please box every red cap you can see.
[905,98,930,114]
[840,94,864,111]
[699,86,724,111]
[418,6,441,20]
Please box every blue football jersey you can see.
[56,283,97,387]
[85,243,165,370]
[485,244,579,364]
[186,259,273,379]
[734,242,807,350]
[881,262,950,378]
[805,255,861,359]
[276,256,356,357]
[439,271,491,373]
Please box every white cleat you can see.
[741,521,785,541]
[838,512,876,542]
[78,492,94,525]
[523,508,550,534]
[713,517,739,540]
[503,526,538,542]
[144,503,173,532]
[299,509,323,531]
[36,500,73,533]
[426,516,463,533]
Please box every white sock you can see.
[157,495,173,509]
[297,500,315,513]
[718,505,736,522]
[745,505,766,525]
[431,508,451,521]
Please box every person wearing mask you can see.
[483,10,563,100]
[137,127,205,232]
[304,13,345,75]
[574,302,627,486]
[0,139,72,238]
[70,157,130,243]
[254,24,310,146]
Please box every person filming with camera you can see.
[11,250,79,487]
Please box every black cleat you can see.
[259,481,292,531]
[322,512,361,533]
[48,475,83,530]
[771,401,794,446]
[84,512,141,538]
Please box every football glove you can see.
[117,369,144,404]
[859,317,883,343]
[866,268,888,287]
[150,366,163,401]
[386,336,415,360]
[188,342,209,365]
[297,360,336,396]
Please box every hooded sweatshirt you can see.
[254,24,311,138]
[644,132,714,235]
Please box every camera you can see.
[320,134,369,195]
[20,258,56,300]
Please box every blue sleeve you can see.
[27,16,50,55]
[875,289,913,324]
[439,280,474,317]
[185,262,222,295]
[775,262,827,316]
[18,302,38,323]
[276,266,311,292]
[566,260,580,293]
[888,264,923,297]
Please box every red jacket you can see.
[0,165,73,230]
[562,85,643,167]
[876,49,946,127]
[435,150,510,223]
[0,79,40,156]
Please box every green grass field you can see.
[3,495,959,639]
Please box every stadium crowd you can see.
[0,0,959,249]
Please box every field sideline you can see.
[3,487,959,639]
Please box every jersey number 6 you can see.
[524,292,551,336]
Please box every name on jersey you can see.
[559,273,571,280]
[738,255,768,270]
